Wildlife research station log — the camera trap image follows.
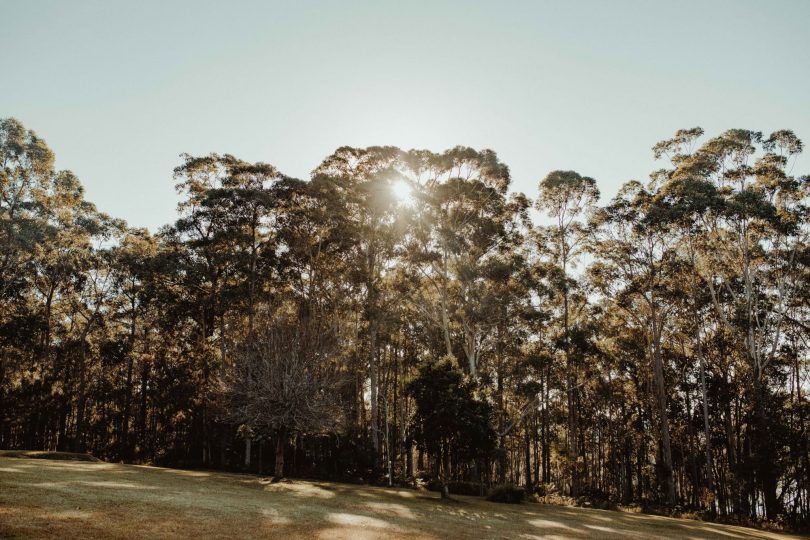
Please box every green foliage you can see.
[407,356,496,463]
[2,117,809,527]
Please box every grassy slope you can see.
[0,457,801,540]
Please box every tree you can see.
[590,180,679,505]
[111,228,159,460]
[312,146,408,455]
[536,170,598,497]
[407,356,496,498]
[401,147,516,376]
[219,315,346,479]
[652,128,809,518]
[166,153,286,464]
[2,117,808,525]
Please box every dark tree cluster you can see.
[1,119,808,527]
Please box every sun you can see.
[391,179,414,206]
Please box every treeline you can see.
[0,118,808,526]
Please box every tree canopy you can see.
[1,118,808,528]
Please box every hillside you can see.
[0,457,800,540]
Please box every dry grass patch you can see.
[0,457,803,539]
[0,450,100,462]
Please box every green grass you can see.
[0,456,800,539]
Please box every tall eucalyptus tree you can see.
[536,170,598,497]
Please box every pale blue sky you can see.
[3,0,809,231]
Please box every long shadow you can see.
[1,457,801,540]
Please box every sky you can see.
[2,0,809,232]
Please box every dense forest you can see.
[1,118,808,527]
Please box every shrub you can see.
[427,480,487,496]
[449,481,487,496]
[487,483,525,504]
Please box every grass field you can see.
[0,456,802,539]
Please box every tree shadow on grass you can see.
[0,458,801,540]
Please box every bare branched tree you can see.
[218,315,347,479]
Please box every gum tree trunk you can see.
[274,427,287,480]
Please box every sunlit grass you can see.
[0,457,800,540]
